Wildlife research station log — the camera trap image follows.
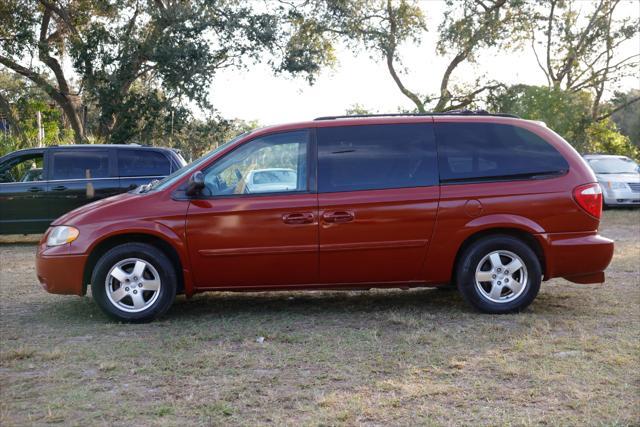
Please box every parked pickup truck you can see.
[0,144,186,234]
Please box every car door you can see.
[317,122,440,284]
[47,148,119,220]
[117,148,173,191]
[186,129,318,288]
[0,149,50,234]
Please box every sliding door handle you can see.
[322,211,355,223]
[282,212,315,224]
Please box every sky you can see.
[209,0,640,126]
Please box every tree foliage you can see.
[0,0,323,144]
[584,118,639,160]
[488,83,638,159]
[488,84,592,144]
[151,115,258,162]
[282,0,529,113]
[529,0,639,118]
[609,89,640,146]
[0,71,73,154]
[1,0,638,159]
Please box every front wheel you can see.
[91,243,177,322]
[456,235,541,314]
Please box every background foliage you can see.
[1,0,638,161]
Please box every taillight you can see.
[573,183,603,219]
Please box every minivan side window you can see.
[202,130,309,196]
[51,150,109,180]
[0,153,44,183]
[118,150,171,177]
[436,123,569,182]
[317,123,438,193]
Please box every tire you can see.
[91,243,177,322]
[455,235,541,314]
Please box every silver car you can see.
[584,154,640,207]
[244,168,298,193]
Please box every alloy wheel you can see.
[474,250,528,304]
[105,258,162,313]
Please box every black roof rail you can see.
[313,110,519,121]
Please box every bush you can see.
[583,119,639,161]
[0,135,23,157]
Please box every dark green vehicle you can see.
[0,145,186,234]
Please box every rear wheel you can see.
[91,243,177,322]
[456,235,541,314]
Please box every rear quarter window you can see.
[118,150,171,177]
[435,122,569,182]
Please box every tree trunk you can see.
[63,94,86,144]
[0,57,86,144]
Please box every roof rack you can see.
[314,109,519,121]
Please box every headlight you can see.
[46,226,80,246]
[606,181,627,190]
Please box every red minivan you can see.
[35,113,614,322]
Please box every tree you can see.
[431,0,528,112]
[488,84,593,145]
[0,71,72,152]
[0,73,26,143]
[285,0,528,113]
[529,0,640,119]
[0,1,325,143]
[142,113,259,162]
[609,89,640,146]
[488,83,638,159]
[345,104,373,115]
[0,0,87,142]
[584,118,639,160]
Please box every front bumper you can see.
[603,188,640,206]
[36,243,87,295]
[536,232,614,284]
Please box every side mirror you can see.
[186,171,205,197]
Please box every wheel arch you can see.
[452,228,546,284]
[83,233,185,295]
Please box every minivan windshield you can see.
[144,132,251,192]
[588,157,639,174]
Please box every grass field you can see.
[1,210,638,426]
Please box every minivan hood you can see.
[51,191,139,226]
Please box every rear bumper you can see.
[36,249,87,296]
[536,232,614,284]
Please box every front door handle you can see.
[28,186,44,193]
[282,212,315,224]
[322,211,355,223]
[51,185,67,191]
